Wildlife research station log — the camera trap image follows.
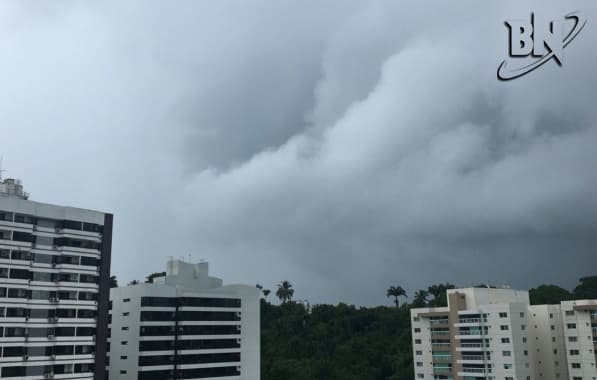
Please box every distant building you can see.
[0,177,113,379]
[410,287,597,380]
[107,260,260,380]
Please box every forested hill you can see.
[260,276,597,380]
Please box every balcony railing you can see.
[457,318,487,324]
[432,331,450,336]
[458,330,484,336]
[459,343,484,348]
[461,368,491,374]
[460,355,487,361]
[430,319,449,325]
[432,342,451,348]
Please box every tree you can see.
[145,272,166,283]
[529,284,572,305]
[573,276,597,300]
[128,279,140,285]
[386,286,407,308]
[276,281,294,303]
[427,283,455,307]
[109,275,118,288]
[263,289,271,301]
[412,290,429,307]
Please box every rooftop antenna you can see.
[0,156,5,180]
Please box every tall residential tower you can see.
[0,178,113,379]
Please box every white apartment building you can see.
[0,178,113,379]
[411,287,597,380]
[107,260,260,380]
[561,300,597,380]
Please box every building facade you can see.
[107,260,259,380]
[0,178,113,379]
[411,288,597,380]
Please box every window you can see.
[570,349,579,355]
[415,339,422,344]
[501,338,510,343]
[120,370,127,374]
[500,325,509,331]
[122,312,129,317]
[503,350,511,356]
[499,312,508,318]
[565,310,574,316]
[552,337,556,342]
[521,324,526,330]
[524,350,528,356]
[504,364,512,369]
[520,312,525,318]
[568,336,577,342]
[413,317,420,322]
[551,325,555,330]
[550,313,554,319]
[121,356,128,360]
[522,337,527,343]
[416,351,422,355]
[123,298,130,303]
[414,328,421,333]
[572,363,581,369]
[121,341,128,345]
[553,349,558,354]
[567,323,577,329]
[417,374,424,379]
[121,327,129,331]
[416,362,423,367]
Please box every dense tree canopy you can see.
[529,284,572,305]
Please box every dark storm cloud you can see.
[1,0,596,305]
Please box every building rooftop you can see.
[0,178,29,199]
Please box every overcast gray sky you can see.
[1,1,596,305]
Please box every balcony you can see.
[458,354,489,363]
[432,342,452,348]
[458,368,491,376]
[430,319,449,326]
[456,318,487,325]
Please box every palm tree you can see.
[386,286,407,308]
[276,281,294,303]
[412,290,429,307]
[427,283,456,307]
[263,289,271,301]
